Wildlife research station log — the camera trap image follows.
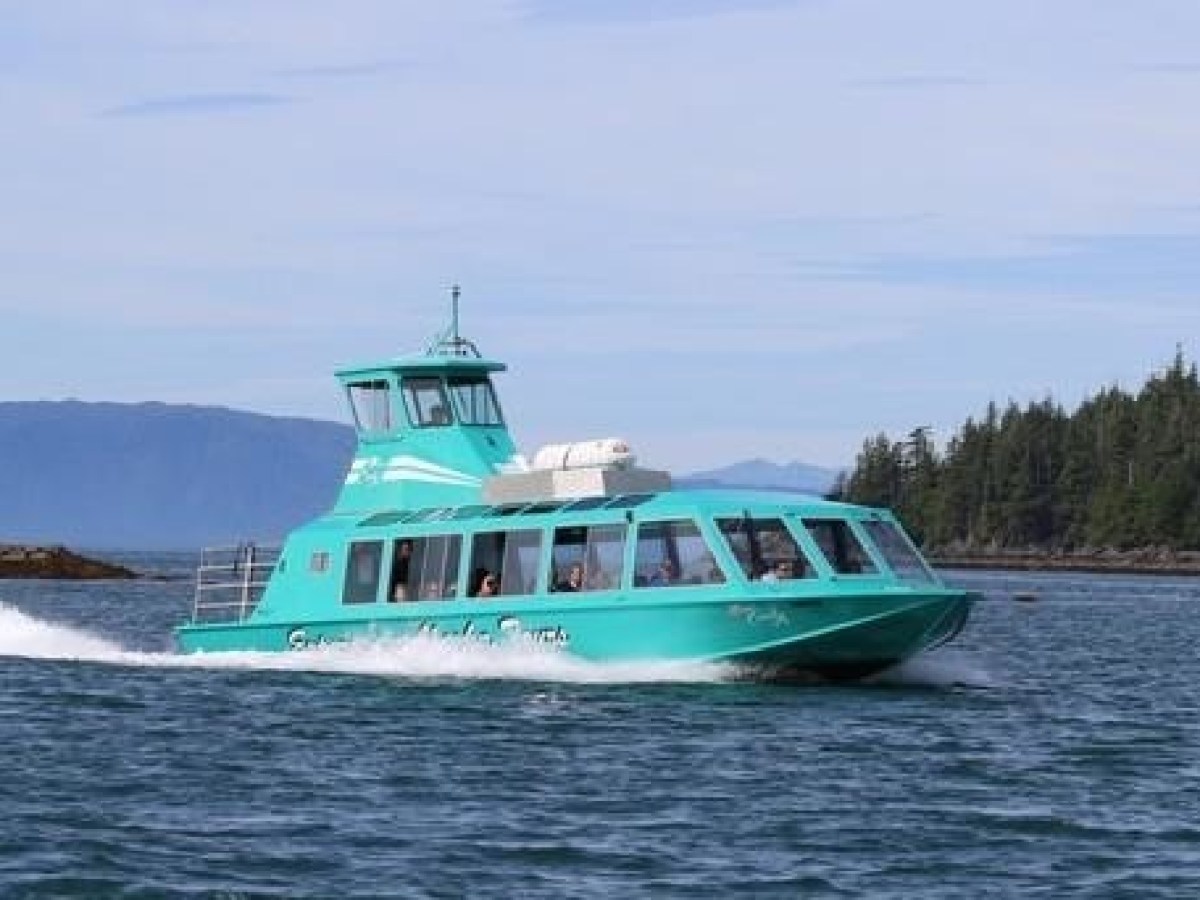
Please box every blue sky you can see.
[4,1,1200,471]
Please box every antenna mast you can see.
[451,283,461,344]
[426,282,481,357]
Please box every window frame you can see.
[401,376,454,428]
[446,375,505,427]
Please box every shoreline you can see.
[927,550,1200,577]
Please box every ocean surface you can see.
[2,555,1198,899]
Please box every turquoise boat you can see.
[177,290,973,679]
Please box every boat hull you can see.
[176,588,972,680]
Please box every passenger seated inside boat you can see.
[556,562,584,592]
[389,540,414,602]
[472,569,499,598]
[650,559,677,586]
[429,404,450,425]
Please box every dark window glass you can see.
[802,519,879,575]
[633,520,724,588]
[487,503,529,517]
[402,377,453,427]
[451,505,491,520]
[716,517,815,581]
[861,520,937,586]
[359,511,406,528]
[447,376,505,426]
[347,380,393,434]
[523,501,567,515]
[604,493,656,509]
[563,496,611,512]
[342,540,384,603]
[468,530,542,598]
[389,534,463,601]
[550,523,627,592]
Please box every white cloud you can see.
[3,1,1200,468]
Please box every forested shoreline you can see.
[835,350,1200,556]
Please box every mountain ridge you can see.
[0,401,840,549]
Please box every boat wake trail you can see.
[868,649,997,689]
[0,603,732,684]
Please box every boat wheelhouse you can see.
[177,290,973,679]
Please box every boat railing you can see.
[191,543,281,625]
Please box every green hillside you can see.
[837,349,1200,551]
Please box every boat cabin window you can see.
[468,529,542,597]
[802,518,878,575]
[716,517,815,581]
[447,375,504,426]
[342,540,385,603]
[634,519,725,588]
[389,534,462,601]
[563,496,611,512]
[861,520,938,586]
[550,524,627,592]
[402,377,453,428]
[347,380,394,435]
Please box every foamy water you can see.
[0,601,985,688]
[0,602,730,684]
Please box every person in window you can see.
[472,569,499,598]
[774,560,797,580]
[391,540,413,601]
[429,404,450,425]
[649,559,677,586]
[557,562,584,592]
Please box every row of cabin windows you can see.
[347,375,504,434]
[334,514,926,605]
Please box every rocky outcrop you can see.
[0,545,138,579]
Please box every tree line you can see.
[834,349,1200,551]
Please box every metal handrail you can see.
[191,542,282,624]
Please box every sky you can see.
[3,1,1200,473]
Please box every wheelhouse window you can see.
[468,529,542,598]
[447,376,504,426]
[388,534,463,601]
[802,519,878,575]
[716,516,815,581]
[634,520,724,588]
[550,524,627,592]
[402,377,453,428]
[347,380,393,434]
[342,540,384,604]
[861,520,938,586]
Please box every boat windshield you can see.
[347,380,393,435]
[402,377,453,428]
[860,519,940,586]
[447,376,504,426]
[801,518,879,575]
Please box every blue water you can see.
[2,557,1199,898]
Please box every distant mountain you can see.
[679,458,841,496]
[0,402,355,550]
[0,402,842,549]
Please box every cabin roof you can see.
[331,487,867,532]
[336,354,506,380]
